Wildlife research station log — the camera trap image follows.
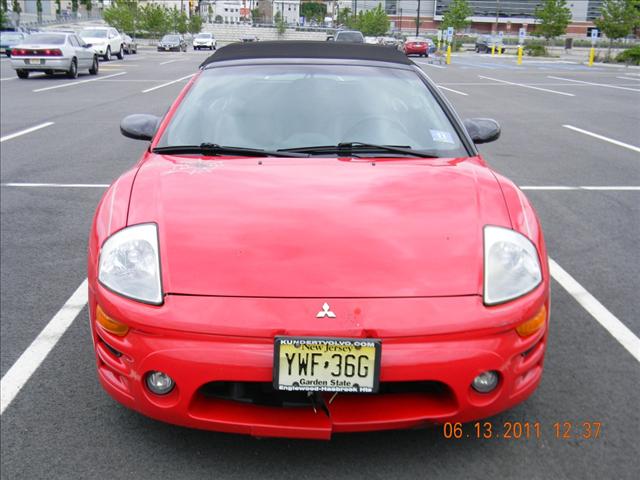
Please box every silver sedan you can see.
[10,32,99,79]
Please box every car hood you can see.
[127,155,511,298]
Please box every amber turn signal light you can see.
[516,305,547,337]
[96,305,129,336]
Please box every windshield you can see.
[196,33,211,39]
[25,33,66,45]
[157,65,467,157]
[162,35,180,42]
[336,32,364,43]
[81,29,107,38]
[406,37,427,42]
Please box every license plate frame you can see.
[273,337,381,394]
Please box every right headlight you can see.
[98,223,163,305]
[483,226,542,305]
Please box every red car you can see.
[404,36,431,57]
[89,41,549,440]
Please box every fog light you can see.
[145,371,175,395]
[472,371,499,393]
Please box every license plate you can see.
[26,59,44,65]
[274,337,381,393]
[165,47,169,51]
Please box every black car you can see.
[157,34,187,52]
[327,30,365,44]
[475,35,505,54]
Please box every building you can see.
[272,0,301,24]
[347,0,604,36]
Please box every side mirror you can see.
[120,114,160,141]
[463,118,501,144]
[84,43,92,48]
[326,36,334,41]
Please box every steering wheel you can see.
[342,116,409,140]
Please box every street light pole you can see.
[416,0,421,36]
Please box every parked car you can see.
[10,31,99,79]
[332,30,365,43]
[403,36,431,57]
[122,34,138,54]
[91,41,549,439]
[241,35,259,43]
[475,35,506,53]
[193,32,216,50]
[0,30,27,56]
[364,36,379,45]
[80,27,124,61]
[157,34,187,52]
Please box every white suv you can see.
[193,32,216,51]
[80,27,124,61]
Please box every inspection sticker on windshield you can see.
[430,130,454,144]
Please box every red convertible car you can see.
[88,42,549,440]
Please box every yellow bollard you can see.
[437,40,441,52]
[498,44,502,56]
[588,47,595,66]
[517,45,523,65]
[446,45,452,65]
[491,44,495,56]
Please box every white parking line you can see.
[0,280,88,415]
[0,77,17,82]
[159,59,183,65]
[562,125,640,154]
[142,73,195,93]
[437,85,468,96]
[416,61,446,69]
[0,122,54,143]
[2,182,110,188]
[549,259,640,363]
[520,186,640,191]
[478,75,575,96]
[33,71,127,93]
[616,76,640,82]
[548,75,640,92]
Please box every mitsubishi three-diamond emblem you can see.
[316,302,336,318]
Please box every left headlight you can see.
[98,223,163,305]
[484,226,542,306]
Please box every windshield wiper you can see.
[152,143,309,158]
[278,142,440,158]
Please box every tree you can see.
[104,0,138,35]
[534,0,572,42]
[188,14,203,34]
[81,0,92,14]
[12,0,20,24]
[336,7,351,27]
[55,0,61,16]
[0,8,6,30]
[595,0,640,55]
[139,3,168,38]
[440,0,472,33]
[36,0,42,23]
[168,7,188,34]
[250,7,260,24]
[301,1,326,23]
[1,0,7,12]
[207,3,213,23]
[274,11,286,34]
[351,4,389,36]
[71,0,78,14]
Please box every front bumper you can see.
[90,286,548,440]
[11,57,72,71]
[157,46,180,51]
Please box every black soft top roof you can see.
[200,41,412,68]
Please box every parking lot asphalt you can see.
[1,49,638,479]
